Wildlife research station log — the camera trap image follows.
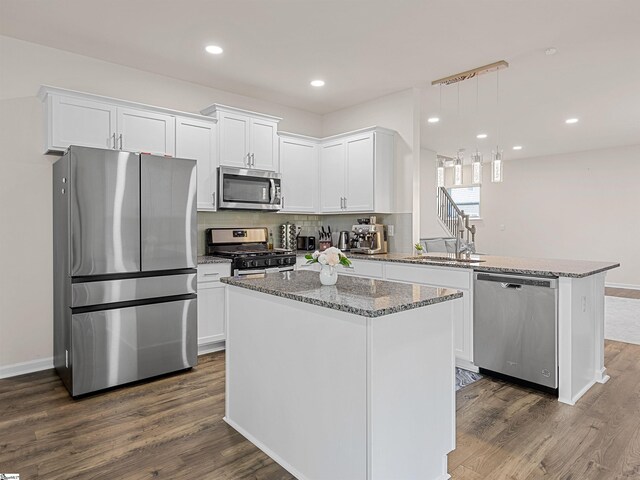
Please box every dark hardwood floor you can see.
[1,290,639,479]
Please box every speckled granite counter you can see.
[221,270,461,318]
[197,255,232,265]
[298,251,619,278]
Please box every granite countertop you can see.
[220,270,462,318]
[297,251,619,278]
[197,255,232,264]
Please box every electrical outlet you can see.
[388,225,395,236]
[499,224,506,231]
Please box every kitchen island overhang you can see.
[221,271,463,480]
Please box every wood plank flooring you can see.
[606,287,640,299]
[2,330,640,478]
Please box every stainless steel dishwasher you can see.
[473,272,558,391]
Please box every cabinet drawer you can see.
[385,263,471,289]
[341,259,384,279]
[198,263,232,283]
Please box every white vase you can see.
[319,264,338,286]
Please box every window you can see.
[448,186,480,218]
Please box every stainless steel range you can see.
[205,227,296,275]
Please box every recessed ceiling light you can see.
[205,45,223,55]
[427,117,440,123]
[545,47,558,56]
[476,133,488,139]
[565,118,579,124]
[512,145,523,150]
[310,80,325,87]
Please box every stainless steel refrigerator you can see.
[53,146,198,396]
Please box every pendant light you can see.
[491,68,504,183]
[454,149,464,186]
[453,84,464,186]
[471,151,483,185]
[434,85,445,186]
[472,77,483,185]
[436,157,445,187]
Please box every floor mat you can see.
[605,296,640,345]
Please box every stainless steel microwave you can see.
[218,166,282,210]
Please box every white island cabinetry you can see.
[222,271,460,480]
[385,263,475,370]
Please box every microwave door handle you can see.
[269,178,276,204]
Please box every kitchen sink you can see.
[405,256,486,263]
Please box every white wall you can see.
[421,144,640,287]
[0,35,323,372]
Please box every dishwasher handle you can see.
[476,273,557,288]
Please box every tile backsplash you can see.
[198,211,413,255]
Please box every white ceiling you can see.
[1,0,639,159]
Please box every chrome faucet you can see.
[456,213,467,259]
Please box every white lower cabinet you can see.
[339,259,384,279]
[385,263,474,369]
[197,263,231,350]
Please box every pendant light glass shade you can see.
[491,149,503,183]
[436,158,445,187]
[471,151,483,185]
[454,150,464,186]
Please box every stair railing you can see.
[436,187,476,246]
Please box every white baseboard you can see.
[456,359,479,373]
[224,416,309,480]
[198,340,226,355]
[606,282,640,291]
[0,356,53,379]
[0,342,225,380]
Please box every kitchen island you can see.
[297,252,620,405]
[221,271,462,480]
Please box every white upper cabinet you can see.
[319,127,394,214]
[218,111,251,168]
[117,107,175,156]
[319,140,346,213]
[176,116,217,211]
[344,133,375,212]
[279,133,319,213]
[47,95,117,151]
[201,104,281,171]
[38,86,215,158]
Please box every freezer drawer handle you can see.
[501,283,522,290]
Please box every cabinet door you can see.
[197,283,226,345]
[280,137,318,213]
[117,107,175,156]
[345,133,374,212]
[50,95,117,151]
[176,117,217,211]
[251,119,278,170]
[218,111,251,168]
[319,141,345,212]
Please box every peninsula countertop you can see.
[220,270,462,318]
[297,251,619,278]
